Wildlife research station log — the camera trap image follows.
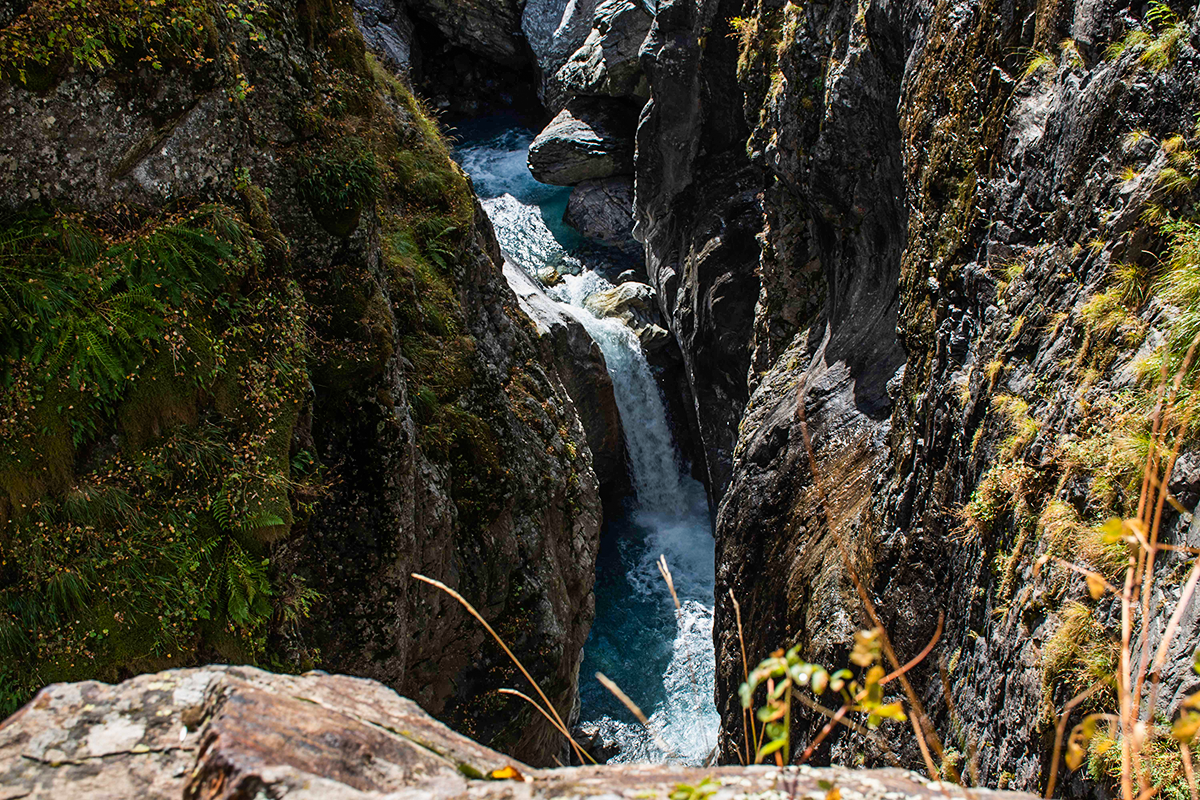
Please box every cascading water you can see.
[455,117,719,765]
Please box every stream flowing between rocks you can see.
[455,117,719,765]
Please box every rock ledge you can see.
[0,667,1036,800]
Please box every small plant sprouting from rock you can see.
[1040,347,1200,800]
[739,628,909,765]
[1105,1,1188,72]
[669,777,719,800]
[297,140,381,236]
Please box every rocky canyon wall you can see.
[0,0,602,766]
[623,0,1200,793]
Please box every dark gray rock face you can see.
[630,0,1200,793]
[709,0,910,767]
[528,97,638,185]
[634,0,763,502]
[564,176,636,246]
[555,0,653,99]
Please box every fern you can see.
[224,543,272,625]
[1106,1,1187,71]
[0,207,254,398]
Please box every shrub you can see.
[1105,1,1188,72]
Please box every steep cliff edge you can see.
[629,0,1200,793]
[0,0,600,765]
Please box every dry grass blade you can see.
[730,589,757,765]
[594,671,675,756]
[938,654,981,787]
[881,611,944,686]
[1136,366,1200,710]
[799,617,944,769]
[1046,679,1110,797]
[657,554,681,611]
[1054,558,1121,597]
[790,693,903,766]
[1182,741,1199,800]
[909,710,941,782]
[410,572,591,765]
[795,382,950,782]
[497,688,597,764]
[1147,555,1200,714]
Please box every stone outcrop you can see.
[564,176,637,248]
[523,0,600,111]
[352,0,416,71]
[555,0,653,100]
[0,0,599,767]
[584,282,672,354]
[0,666,1038,800]
[528,97,639,185]
[505,263,630,494]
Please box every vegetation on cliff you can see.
[0,0,517,720]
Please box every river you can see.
[455,116,719,766]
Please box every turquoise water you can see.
[455,119,719,765]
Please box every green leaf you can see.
[757,737,787,759]
[1099,518,1125,544]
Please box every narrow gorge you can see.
[3,0,1200,798]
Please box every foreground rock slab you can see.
[0,666,1036,800]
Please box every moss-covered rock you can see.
[0,0,601,767]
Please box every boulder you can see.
[0,665,1038,800]
[528,98,637,186]
[583,281,671,353]
[555,0,652,99]
[564,176,636,246]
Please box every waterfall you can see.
[455,117,719,766]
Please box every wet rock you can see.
[555,0,653,100]
[584,281,671,353]
[0,666,1038,800]
[528,97,638,186]
[563,175,636,246]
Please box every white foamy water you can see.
[455,118,718,766]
